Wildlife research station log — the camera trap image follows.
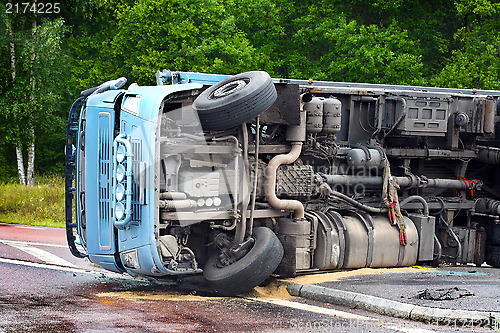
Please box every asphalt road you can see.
[0,223,494,332]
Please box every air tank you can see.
[346,148,385,169]
[322,98,342,134]
[305,97,323,133]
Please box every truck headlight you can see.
[116,183,125,201]
[115,202,125,220]
[116,144,126,163]
[116,164,126,182]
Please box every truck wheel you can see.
[193,71,277,131]
[203,227,284,296]
[486,245,500,268]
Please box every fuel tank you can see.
[312,209,419,269]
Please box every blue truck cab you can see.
[68,80,209,276]
[66,71,500,295]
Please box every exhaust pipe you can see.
[265,142,305,219]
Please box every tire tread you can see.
[203,227,284,296]
[486,245,500,268]
[194,71,277,130]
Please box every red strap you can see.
[388,207,396,225]
[399,225,407,246]
[456,176,476,196]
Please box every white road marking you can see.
[245,297,376,321]
[0,257,139,281]
[1,241,78,268]
[0,239,67,248]
[0,223,47,230]
[0,257,90,274]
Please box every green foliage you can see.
[0,175,65,228]
[1,0,500,187]
[111,0,268,84]
[432,0,500,89]
[0,142,16,181]
[61,0,500,89]
[65,0,135,91]
[0,14,69,181]
[283,14,424,84]
[455,0,500,17]
[432,28,500,89]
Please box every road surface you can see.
[0,223,493,332]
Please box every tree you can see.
[432,0,500,89]
[0,12,68,185]
[280,10,425,84]
[63,0,136,92]
[106,0,269,84]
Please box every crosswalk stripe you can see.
[1,241,78,268]
[0,257,139,281]
[0,239,67,248]
[244,298,437,332]
[0,257,88,274]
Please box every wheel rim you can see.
[210,79,248,99]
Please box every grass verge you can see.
[0,175,65,228]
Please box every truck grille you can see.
[98,113,112,250]
[131,139,142,224]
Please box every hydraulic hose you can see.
[330,190,386,214]
[318,183,386,214]
[248,116,260,236]
[400,195,430,217]
[159,192,187,200]
[159,200,197,210]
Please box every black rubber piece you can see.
[81,86,99,97]
[193,71,277,131]
[203,227,284,296]
[486,245,500,268]
[489,223,500,245]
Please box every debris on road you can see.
[415,287,474,301]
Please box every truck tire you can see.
[193,71,277,131]
[203,227,284,296]
[486,245,500,268]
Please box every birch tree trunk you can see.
[7,16,27,185]
[26,19,37,186]
[16,147,27,185]
[26,135,35,186]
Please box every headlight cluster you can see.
[115,143,127,221]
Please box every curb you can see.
[286,283,500,328]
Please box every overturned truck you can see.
[66,70,500,295]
